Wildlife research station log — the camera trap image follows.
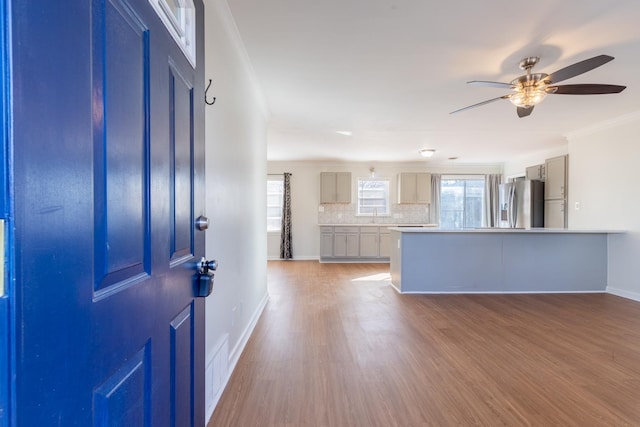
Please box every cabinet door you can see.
[333,233,347,257]
[320,233,334,257]
[320,172,337,203]
[526,164,544,181]
[398,173,417,203]
[545,200,566,228]
[545,156,567,200]
[416,173,431,203]
[346,233,360,257]
[378,232,391,258]
[335,172,352,203]
[359,233,379,257]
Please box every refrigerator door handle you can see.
[509,185,517,228]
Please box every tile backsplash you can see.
[318,203,430,225]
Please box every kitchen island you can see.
[389,227,623,294]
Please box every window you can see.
[267,177,284,232]
[357,179,390,216]
[148,0,196,67]
[440,176,485,229]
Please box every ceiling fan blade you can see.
[450,95,510,114]
[467,80,515,90]
[548,84,626,95]
[546,54,614,84]
[517,106,534,118]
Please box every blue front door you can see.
[7,0,205,424]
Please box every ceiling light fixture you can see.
[335,130,352,136]
[508,57,552,109]
[508,80,550,108]
[419,149,436,158]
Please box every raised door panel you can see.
[333,233,347,257]
[545,156,567,200]
[320,233,334,257]
[398,173,417,204]
[169,61,194,265]
[416,173,431,204]
[545,200,566,228]
[526,164,544,181]
[93,0,150,298]
[346,233,360,257]
[379,233,391,258]
[320,172,336,203]
[335,172,352,203]
[359,232,379,257]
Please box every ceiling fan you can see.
[451,54,626,118]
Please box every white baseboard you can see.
[228,291,269,368]
[267,255,318,261]
[607,286,640,303]
[205,291,269,425]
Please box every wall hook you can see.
[205,79,216,105]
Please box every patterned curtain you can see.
[280,172,293,259]
[484,174,502,227]
[429,174,441,225]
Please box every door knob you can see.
[198,258,217,274]
[196,257,218,297]
[195,215,209,231]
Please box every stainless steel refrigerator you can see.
[499,180,545,229]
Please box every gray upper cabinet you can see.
[526,164,545,181]
[320,172,352,203]
[545,155,567,200]
[398,172,431,204]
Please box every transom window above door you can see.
[148,0,196,66]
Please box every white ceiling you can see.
[225,0,640,164]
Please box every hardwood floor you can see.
[208,261,640,426]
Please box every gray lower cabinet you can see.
[320,226,391,261]
[379,229,391,258]
[320,227,334,257]
[359,228,379,257]
[333,226,359,257]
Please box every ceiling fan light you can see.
[509,86,548,108]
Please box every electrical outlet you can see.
[575,202,581,211]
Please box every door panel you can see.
[169,61,195,264]
[93,0,151,296]
[170,304,194,426]
[9,0,205,425]
[93,343,151,426]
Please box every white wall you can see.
[204,0,268,420]
[502,143,568,179]
[267,161,502,259]
[567,112,640,301]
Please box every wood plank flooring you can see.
[208,261,640,426]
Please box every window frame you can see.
[266,175,284,233]
[356,178,391,217]
[439,175,485,229]
[147,0,196,67]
